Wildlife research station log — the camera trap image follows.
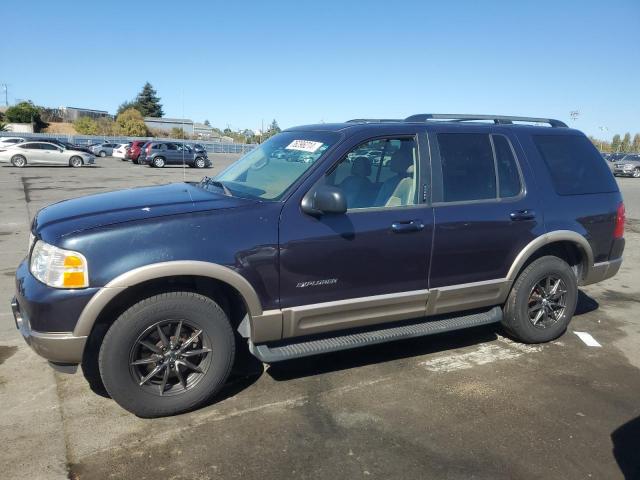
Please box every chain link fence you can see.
[0,132,256,154]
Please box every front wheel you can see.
[99,292,235,417]
[502,256,578,343]
[194,157,206,168]
[69,156,83,168]
[99,151,107,157]
[11,155,26,167]
[633,168,640,178]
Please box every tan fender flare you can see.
[73,261,263,337]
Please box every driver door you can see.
[278,132,433,339]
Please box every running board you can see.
[249,306,502,363]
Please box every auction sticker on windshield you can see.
[285,140,324,152]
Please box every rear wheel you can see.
[153,157,166,168]
[69,156,83,168]
[11,155,26,168]
[99,292,235,417]
[502,256,578,343]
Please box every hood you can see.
[34,182,255,237]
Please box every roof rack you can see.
[346,118,403,123]
[403,113,567,128]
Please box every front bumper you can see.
[12,296,87,364]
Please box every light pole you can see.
[598,126,609,152]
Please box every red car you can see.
[127,140,148,164]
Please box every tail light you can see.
[613,202,625,239]
[146,144,151,154]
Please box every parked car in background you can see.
[113,143,129,160]
[139,141,210,168]
[0,141,95,167]
[0,137,26,148]
[613,154,640,178]
[609,153,627,163]
[36,138,94,155]
[90,143,119,157]
[127,140,148,164]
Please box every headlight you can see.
[30,240,89,288]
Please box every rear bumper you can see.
[11,297,86,364]
[581,257,623,286]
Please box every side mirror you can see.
[301,185,347,216]
[59,148,64,152]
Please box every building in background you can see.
[144,117,223,141]
[59,106,111,122]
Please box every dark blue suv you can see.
[12,114,625,417]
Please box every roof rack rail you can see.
[346,118,403,123]
[404,113,567,128]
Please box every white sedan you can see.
[0,137,26,148]
[0,141,95,167]
[112,143,129,159]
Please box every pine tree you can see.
[611,134,622,152]
[269,119,281,134]
[631,133,640,153]
[135,83,164,118]
[621,132,632,153]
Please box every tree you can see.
[135,82,163,117]
[621,132,632,153]
[97,117,117,136]
[632,133,640,153]
[116,100,142,117]
[0,121,8,132]
[170,127,187,139]
[269,119,280,134]
[4,101,48,131]
[73,116,99,135]
[116,108,148,136]
[611,134,622,152]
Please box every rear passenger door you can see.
[428,127,543,314]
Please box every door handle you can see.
[391,219,425,233]
[510,209,536,221]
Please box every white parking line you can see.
[574,331,602,347]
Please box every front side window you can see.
[438,133,496,202]
[324,138,418,209]
[40,143,58,151]
[215,131,338,200]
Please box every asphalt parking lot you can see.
[1,156,639,480]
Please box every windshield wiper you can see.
[200,176,232,196]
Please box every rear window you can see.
[533,135,617,195]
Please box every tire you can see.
[502,256,578,343]
[194,157,206,168]
[99,292,235,417]
[633,168,640,179]
[11,155,26,168]
[153,157,166,168]
[99,151,107,157]
[69,156,83,168]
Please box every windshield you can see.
[215,131,338,200]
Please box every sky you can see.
[1,0,638,138]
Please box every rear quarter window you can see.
[533,135,618,195]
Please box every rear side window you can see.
[492,135,522,197]
[438,133,496,202]
[533,135,617,195]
